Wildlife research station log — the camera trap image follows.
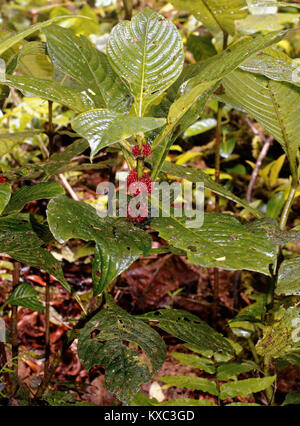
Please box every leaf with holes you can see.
[139,309,234,355]
[77,295,166,402]
[47,196,152,295]
[107,7,184,117]
[151,214,278,275]
[0,215,81,307]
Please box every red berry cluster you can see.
[126,169,153,222]
[131,142,152,158]
[0,177,6,183]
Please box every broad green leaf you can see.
[77,295,166,402]
[157,376,218,396]
[6,283,44,311]
[107,8,184,117]
[72,109,165,158]
[3,75,97,113]
[170,0,248,35]
[222,69,300,180]
[3,139,89,181]
[282,392,300,406]
[240,52,300,86]
[217,361,258,381]
[229,295,266,337]
[0,15,89,56]
[43,25,132,113]
[183,118,217,138]
[172,352,216,374]
[169,31,285,124]
[256,305,300,359]
[4,182,64,215]
[0,183,11,215]
[0,131,43,157]
[236,13,299,35]
[47,196,152,295]
[0,215,80,307]
[140,309,234,355]
[131,393,217,406]
[160,161,263,218]
[13,41,53,80]
[276,257,300,296]
[219,376,276,399]
[151,214,277,275]
[151,31,285,180]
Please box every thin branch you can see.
[11,262,20,395]
[123,0,132,20]
[59,174,80,201]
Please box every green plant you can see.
[0,0,300,407]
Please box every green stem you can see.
[247,337,260,365]
[11,262,20,395]
[279,180,297,231]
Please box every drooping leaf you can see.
[170,0,248,35]
[217,361,258,381]
[183,118,217,138]
[276,257,300,296]
[0,131,43,157]
[0,183,11,215]
[43,25,132,113]
[159,161,263,218]
[139,309,234,355]
[15,41,53,79]
[221,69,300,180]
[6,283,44,311]
[235,13,300,35]
[172,352,216,374]
[282,392,300,406]
[0,15,89,56]
[157,376,218,396]
[4,181,64,215]
[151,214,277,275]
[219,376,276,399]
[77,295,166,402]
[0,215,80,306]
[72,109,165,158]
[107,7,184,117]
[3,75,97,113]
[47,196,152,295]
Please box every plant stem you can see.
[11,262,20,394]
[123,0,132,20]
[0,342,11,395]
[279,179,297,231]
[47,100,54,155]
[247,337,260,365]
[212,103,223,325]
[44,278,51,377]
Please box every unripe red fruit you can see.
[0,177,6,183]
[132,145,141,157]
[142,143,151,158]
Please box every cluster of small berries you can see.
[131,142,151,158]
[126,169,153,223]
[0,177,6,183]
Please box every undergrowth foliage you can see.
[0,0,300,407]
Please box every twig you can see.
[59,174,80,201]
[44,277,51,377]
[11,262,20,395]
[245,116,273,203]
[123,0,132,20]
